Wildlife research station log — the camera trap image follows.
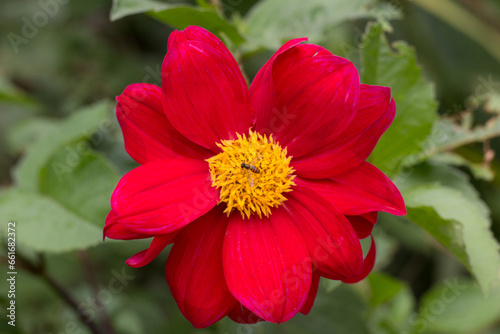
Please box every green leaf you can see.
[396,161,490,218]
[150,7,245,46]
[0,75,39,106]
[368,272,404,307]
[245,0,400,49]
[404,184,500,293]
[13,100,111,191]
[110,0,173,21]
[0,188,102,252]
[6,117,60,153]
[361,22,438,177]
[110,0,245,46]
[413,278,500,334]
[367,273,415,334]
[39,145,120,226]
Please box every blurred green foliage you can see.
[1,0,500,333]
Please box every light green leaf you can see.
[413,278,500,334]
[39,145,120,227]
[110,0,173,21]
[362,22,438,177]
[396,161,490,218]
[245,0,400,49]
[404,184,500,293]
[150,7,245,46]
[0,188,102,252]
[13,100,111,191]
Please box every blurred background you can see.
[1,0,500,333]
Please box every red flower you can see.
[104,26,406,328]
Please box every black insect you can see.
[241,162,260,173]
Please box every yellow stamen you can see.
[207,130,295,219]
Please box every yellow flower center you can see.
[207,130,295,219]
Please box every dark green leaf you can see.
[150,7,245,46]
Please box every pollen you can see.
[207,130,295,219]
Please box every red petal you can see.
[116,83,210,163]
[165,207,237,328]
[346,212,378,240]
[285,184,364,280]
[292,86,395,178]
[103,209,150,240]
[126,233,177,268]
[111,159,218,234]
[342,236,376,284]
[250,37,308,129]
[167,25,228,51]
[228,304,264,324]
[300,273,320,315]
[162,35,252,151]
[251,43,360,157]
[298,162,406,216]
[223,209,312,323]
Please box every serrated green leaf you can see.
[414,278,500,334]
[361,22,438,177]
[149,7,245,46]
[245,0,400,49]
[396,161,490,218]
[0,189,102,252]
[13,100,111,191]
[39,145,120,226]
[404,184,500,293]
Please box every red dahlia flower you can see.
[104,26,406,328]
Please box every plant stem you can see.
[14,252,102,334]
[78,251,116,334]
